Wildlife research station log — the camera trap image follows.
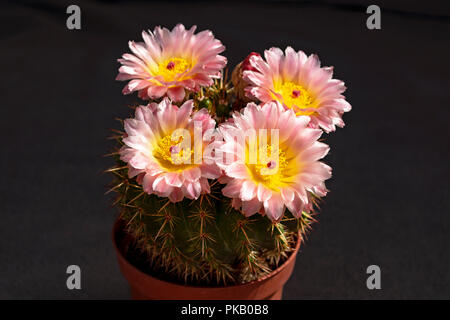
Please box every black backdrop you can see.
[1,0,449,299]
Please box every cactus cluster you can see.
[107,77,317,285]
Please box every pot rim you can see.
[112,217,301,290]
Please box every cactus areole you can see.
[107,24,351,299]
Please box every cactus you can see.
[106,23,353,287]
[105,22,353,287]
[106,77,317,285]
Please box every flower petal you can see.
[264,194,285,221]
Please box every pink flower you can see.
[243,47,351,132]
[120,98,221,203]
[116,24,227,102]
[218,101,332,221]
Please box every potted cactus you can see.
[107,24,351,300]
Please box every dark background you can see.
[1,0,449,299]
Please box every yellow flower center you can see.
[246,144,295,192]
[156,57,192,82]
[153,134,194,171]
[273,81,317,116]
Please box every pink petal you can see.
[232,198,242,211]
[225,162,248,179]
[302,162,332,180]
[128,166,144,179]
[167,86,186,102]
[147,85,167,99]
[142,173,157,194]
[177,100,194,127]
[264,47,283,75]
[164,172,184,187]
[199,178,211,194]
[168,188,184,202]
[200,163,221,179]
[282,46,299,80]
[285,195,305,218]
[183,167,202,182]
[222,179,242,198]
[291,182,309,204]
[264,194,285,221]
[183,181,202,199]
[157,98,177,134]
[242,198,262,217]
[257,184,272,202]
[240,180,257,201]
[281,187,295,203]
[300,141,330,162]
[153,175,173,196]
[129,153,149,170]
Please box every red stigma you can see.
[292,90,301,98]
[267,160,276,169]
[166,61,175,70]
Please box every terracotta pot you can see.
[112,218,300,300]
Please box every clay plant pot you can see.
[112,218,301,300]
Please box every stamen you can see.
[158,58,191,81]
[153,135,193,166]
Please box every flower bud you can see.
[198,97,213,111]
[231,52,261,103]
